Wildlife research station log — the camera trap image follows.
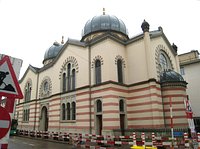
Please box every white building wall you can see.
[90,39,127,85]
[182,62,200,117]
[37,44,89,97]
[126,39,148,84]
[20,69,38,101]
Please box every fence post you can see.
[133,132,136,145]
[197,132,200,149]
[184,132,189,148]
[141,132,145,146]
[152,132,156,146]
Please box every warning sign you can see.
[0,56,23,98]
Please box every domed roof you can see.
[82,14,128,39]
[160,70,184,83]
[43,42,63,62]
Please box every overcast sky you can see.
[0,0,199,78]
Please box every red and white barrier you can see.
[0,144,8,149]
[19,130,192,148]
[197,132,200,148]
[184,132,189,148]
[132,132,136,145]
[141,132,145,146]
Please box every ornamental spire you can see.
[141,19,150,32]
[103,8,105,15]
[61,36,64,44]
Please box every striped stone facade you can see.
[15,15,189,136]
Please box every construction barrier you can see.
[17,129,193,148]
[198,132,200,149]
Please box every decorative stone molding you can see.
[24,78,32,92]
[39,76,52,98]
[59,56,79,79]
[115,55,126,68]
[91,55,104,68]
[155,45,174,80]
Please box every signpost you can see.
[0,107,11,139]
[0,55,23,149]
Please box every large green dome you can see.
[82,14,128,40]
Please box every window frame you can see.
[95,60,102,85]
[159,51,172,72]
[24,82,32,102]
[117,59,123,83]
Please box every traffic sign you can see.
[0,106,11,139]
[0,55,23,98]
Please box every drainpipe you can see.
[34,72,39,130]
[89,45,92,134]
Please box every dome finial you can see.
[103,8,105,15]
[61,36,64,44]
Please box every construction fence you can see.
[17,129,200,149]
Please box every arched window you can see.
[67,63,71,91]
[95,60,101,84]
[25,109,28,122]
[44,81,48,92]
[25,82,32,102]
[72,102,76,120]
[67,103,71,120]
[27,109,30,121]
[96,100,102,113]
[62,103,66,120]
[117,59,123,83]
[159,52,172,72]
[23,110,25,121]
[119,100,124,112]
[72,69,76,90]
[62,73,66,92]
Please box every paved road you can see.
[8,136,74,149]
[8,136,132,149]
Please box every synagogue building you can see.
[15,12,189,135]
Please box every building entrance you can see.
[40,106,48,131]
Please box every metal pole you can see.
[169,97,174,147]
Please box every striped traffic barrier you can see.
[36,131,42,138]
[183,132,189,148]
[0,144,8,149]
[17,129,177,148]
[42,131,49,139]
[52,132,59,140]
[30,130,36,137]
[133,132,136,145]
[151,132,156,144]
[141,132,145,146]
[25,130,28,136]
[62,132,69,141]
[197,132,200,149]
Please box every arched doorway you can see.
[96,115,102,135]
[40,106,48,131]
[96,100,102,135]
[119,99,125,135]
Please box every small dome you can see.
[82,14,128,40]
[43,42,63,63]
[160,70,184,83]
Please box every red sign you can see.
[0,56,23,99]
[0,106,11,139]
